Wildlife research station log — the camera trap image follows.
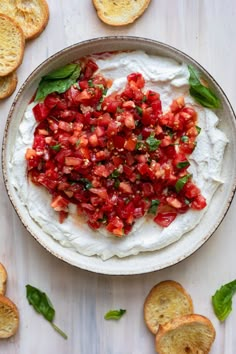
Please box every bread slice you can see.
[0,72,18,99]
[0,14,25,77]
[0,295,19,338]
[92,0,151,26]
[0,0,49,40]
[144,280,193,334]
[0,263,7,295]
[155,314,216,354]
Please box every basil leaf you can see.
[104,309,126,320]
[148,199,160,215]
[88,79,94,87]
[196,126,201,134]
[176,161,190,169]
[114,180,120,189]
[136,106,143,116]
[212,280,236,321]
[43,64,78,80]
[35,64,81,101]
[80,178,92,190]
[26,285,67,339]
[188,65,221,109]
[50,144,61,151]
[181,135,189,143]
[110,169,120,178]
[175,174,192,193]
[146,134,161,151]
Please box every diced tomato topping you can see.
[28,59,206,236]
[154,212,177,227]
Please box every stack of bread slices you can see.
[0,263,19,338]
[0,0,49,100]
[144,280,216,353]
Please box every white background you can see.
[0,1,236,353]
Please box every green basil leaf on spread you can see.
[188,65,221,109]
[148,199,160,215]
[104,309,126,320]
[26,285,67,339]
[146,133,161,151]
[176,161,190,169]
[50,144,61,151]
[35,64,81,101]
[175,174,192,193]
[110,169,120,178]
[212,279,236,321]
[181,135,189,143]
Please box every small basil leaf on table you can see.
[26,284,68,339]
[35,64,81,101]
[188,65,221,109]
[212,279,236,321]
[104,309,126,320]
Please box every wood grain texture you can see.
[0,0,236,353]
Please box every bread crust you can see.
[0,0,49,40]
[155,314,216,354]
[0,263,7,295]
[0,295,19,338]
[0,72,18,99]
[92,0,151,26]
[0,14,25,77]
[144,280,193,334]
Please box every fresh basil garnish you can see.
[88,79,94,87]
[181,135,189,143]
[50,144,61,151]
[35,64,81,101]
[80,178,92,190]
[176,161,190,169]
[188,65,221,109]
[136,106,143,116]
[26,285,67,339]
[175,174,192,193]
[146,133,161,151]
[148,199,160,215]
[104,309,126,320]
[110,169,120,178]
[212,279,236,321]
[196,126,201,134]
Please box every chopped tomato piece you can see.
[154,212,177,227]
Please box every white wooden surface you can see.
[0,1,236,353]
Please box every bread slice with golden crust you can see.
[92,0,151,26]
[0,72,18,100]
[0,263,7,295]
[144,280,193,334]
[0,0,49,40]
[0,295,19,338]
[0,14,25,77]
[155,314,216,354]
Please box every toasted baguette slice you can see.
[0,0,49,40]
[0,295,19,338]
[93,0,151,26]
[0,14,25,77]
[144,280,193,334]
[155,314,216,354]
[0,263,7,295]
[0,72,18,99]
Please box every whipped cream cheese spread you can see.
[10,51,228,260]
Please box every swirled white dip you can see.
[10,51,228,260]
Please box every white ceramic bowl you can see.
[2,37,236,275]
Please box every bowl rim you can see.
[2,35,236,275]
